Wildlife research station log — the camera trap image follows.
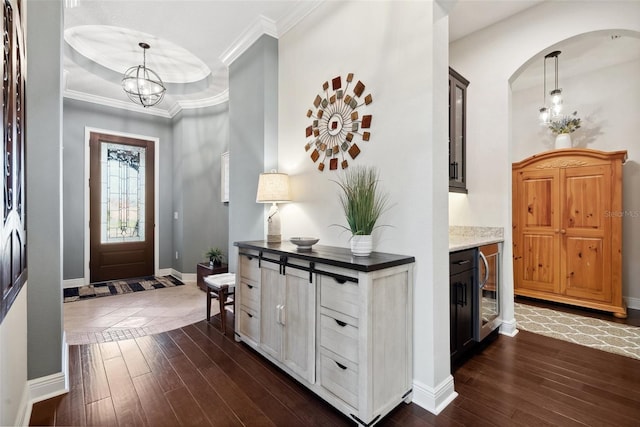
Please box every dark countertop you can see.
[234,240,415,273]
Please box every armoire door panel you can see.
[521,234,558,292]
[563,165,610,232]
[564,237,611,302]
[523,177,555,228]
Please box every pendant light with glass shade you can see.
[122,42,166,108]
[538,50,563,125]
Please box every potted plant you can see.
[333,165,390,256]
[205,247,225,267]
[549,111,581,149]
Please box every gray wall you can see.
[172,103,230,273]
[228,35,279,272]
[62,99,174,279]
[26,0,64,379]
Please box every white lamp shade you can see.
[256,172,291,203]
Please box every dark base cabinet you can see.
[450,249,477,366]
[196,262,228,292]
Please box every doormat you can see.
[63,275,184,303]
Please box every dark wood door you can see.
[89,132,154,283]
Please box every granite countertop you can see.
[234,240,415,272]
[449,226,504,252]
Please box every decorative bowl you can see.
[289,237,319,251]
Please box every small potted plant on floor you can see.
[205,247,225,267]
[333,165,390,256]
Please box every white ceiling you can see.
[63,0,639,116]
[448,0,544,42]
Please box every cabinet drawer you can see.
[238,307,259,343]
[450,248,477,275]
[320,276,359,319]
[320,313,358,364]
[320,351,358,409]
[239,279,260,311]
[240,254,260,282]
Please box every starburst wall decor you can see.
[304,73,373,171]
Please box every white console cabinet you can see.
[235,241,414,426]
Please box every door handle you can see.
[276,304,282,324]
[280,305,286,325]
[479,251,489,288]
[561,229,566,234]
[463,282,467,306]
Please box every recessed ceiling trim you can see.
[177,89,229,110]
[220,15,278,67]
[64,89,172,118]
[65,88,230,119]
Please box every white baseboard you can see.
[171,269,196,282]
[17,333,69,426]
[499,318,519,337]
[625,296,640,310]
[171,269,183,279]
[157,268,172,276]
[63,277,86,289]
[412,375,457,415]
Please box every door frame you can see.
[83,127,161,285]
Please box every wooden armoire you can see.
[512,148,627,318]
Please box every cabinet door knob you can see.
[561,229,566,234]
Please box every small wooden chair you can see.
[204,273,236,333]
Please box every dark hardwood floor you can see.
[31,311,640,426]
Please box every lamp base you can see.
[267,234,281,243]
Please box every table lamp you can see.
[256,171,291,243]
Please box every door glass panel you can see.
[100,142,145,243]
[453,84,464,184]
[480,251,499,324]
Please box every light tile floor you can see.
[64,280,216,345]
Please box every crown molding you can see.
[219,2,324,67]
[64,89,229,119]
[220,15,277,67]
[177,89,229,111]
[277,0,324,37]
[64,89,172,118]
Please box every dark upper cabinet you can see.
[449,67,469,193]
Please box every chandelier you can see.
[538,50,563,125]
[122,42,166,108]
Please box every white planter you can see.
[555,133,572,149]
[350,235,373,257]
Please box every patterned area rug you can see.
[63,275,184,303]
[515,302,640,360]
